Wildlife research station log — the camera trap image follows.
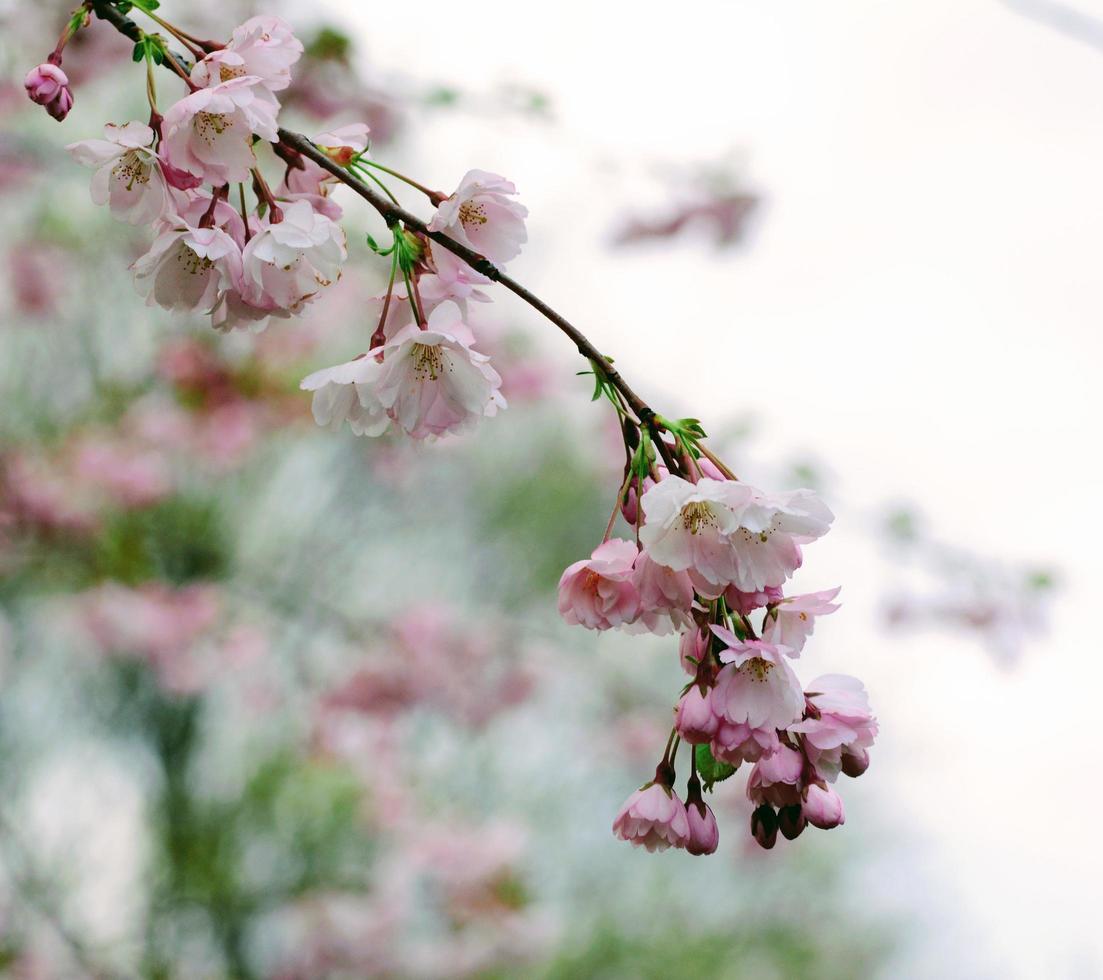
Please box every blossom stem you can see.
[400,265,425,327]
[131,6,207,59]
[160,48,200,92]
[144,50,158,112]
[237,184,252,244]
[251,168,283,223]
[349,163,401,208]
[696,442,739,482]
[356,158,445,204]
[371,248,400,350]
[602,468,634,543]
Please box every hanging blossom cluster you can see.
[28,0,876,857]
[561,444,877,854]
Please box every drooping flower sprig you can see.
[27,0,877,856]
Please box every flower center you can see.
[735,516,781,545]
[740,658,773,683]
[194,111,232,146]
[680,502,718,535]
[219,64,246,82]
[176,248,215,276]
[459,200,488,227]
[411,343,446,381]
[112,150,151,192]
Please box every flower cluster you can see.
[50,7,524,442]
[560,434,876,854]
[31,1,875,858]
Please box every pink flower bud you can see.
[679,628,709,676]
[777,804,806,840]
[751,804,778,850]
[620,482,640,525]
[674,684,718,744]
[45,88,74,122]
[841,746,870,778]
[24,63,68,105]
[803,783,846,830]
[685,799,719,856]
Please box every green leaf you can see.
[695,743,736,792]
[364,234,393,256]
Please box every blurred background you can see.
[0,0,1099,976]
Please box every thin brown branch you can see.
[89,0,684,473]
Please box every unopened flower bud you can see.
[802,783,846,830]
[777,804,806,840]
[751,804,778,850]
[841,746,870,778]
[24,63,68,105]
[674,684,718,745]
[678,628,709,676]
[45,87,74,122]
[685,799,719,856]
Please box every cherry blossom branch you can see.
[276,130,681,464]
[44,2,877,858]
[87,0,681,472]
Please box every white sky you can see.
[325,2,1103,976]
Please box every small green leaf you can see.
[365,234,393,256]
[696,743,736,791]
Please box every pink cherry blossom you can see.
[638,476,754,587]
[24,63,68,104]
[428,170,528,265]
[237,199,347,314]
[723,486,834,591]
[746,744,804,808]
[709,628,804,730]
[710,720,779,766]
[192,16,303,93]
[366,302,505,439]
[685,799,720,856]
[67,122,172,225]
[132,225,241,314]
[629,549,695,635]
[788,674,877,782]
[802,783,846,829]
[611,782,690,852]
[161,77,279,185]
[761,587,841,654]
[299,355,390,436]
[674,684,718,744]
[723,584,783,616]
[557,538,640,630]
